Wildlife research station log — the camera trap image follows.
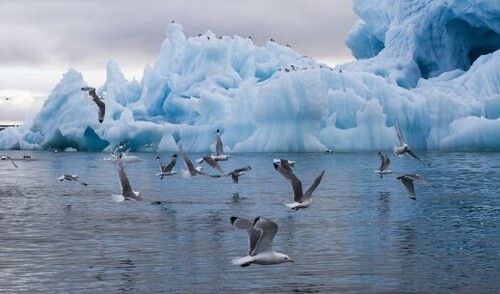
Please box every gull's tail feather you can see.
[231,256,253,267]
[180,169,191,179]
[111,194,125,202]
[284,202,298,209]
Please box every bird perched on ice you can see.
[81,86,105,123]
[0,155,18,168]
[227,166,251,183]
[213,128,230,161]
[393,123,430,166]
[376,152,392,176]
[397,173,436,200]
[230,216,293,267]
[273,159,325,210]
[156,154,178,179]
[58,174,88,186]
[196,128,230,167]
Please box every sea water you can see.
[0,151,499,293]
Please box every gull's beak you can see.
[288,259,294,263]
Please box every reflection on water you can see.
[0,150,499,293]
[394,223,416,256]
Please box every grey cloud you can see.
[0,0,358,71]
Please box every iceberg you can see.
[1,0,500,152]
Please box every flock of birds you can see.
[102,128,326,267]
[0,86,437,267]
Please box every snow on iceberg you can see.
[1,1,500,152]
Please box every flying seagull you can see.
[396,173,436,200]
[58,174,88,186]
[178,146,206,177]
[376,152,392,176]
[114,156,143,202]
[230,216,294,267]
[274,159,325,210]
[156,154,178,179]
[0,155,18,168]
[393,123,430,166]
[81,87,105,123]
[198,155,224,175]
[227,166,251,183]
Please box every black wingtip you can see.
[253,216,261,226]
[99,119,103,123]
[230,216,238,225]
[172,154,177,157]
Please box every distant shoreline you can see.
[0,123,22,131]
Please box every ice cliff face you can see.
[346,0,500,88]
[1,0,499,152]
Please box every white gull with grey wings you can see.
[230,216,293,267]
[274,159,325,210]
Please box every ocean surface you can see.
[0,150,499,293]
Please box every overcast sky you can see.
[0,0,359,124]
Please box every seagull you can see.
[156,154,178,179]
[227,166,251,183]
[213,129,230,160]
[376,152,392,176]
[178,146,205,177]
[274,159,325,210]
[393,123,430,166]
[396,173,436,200]
[272,158,296,169]
[195,129,230,169]
[58,174,88,186]
[0,155,18,168]
[81,86,105,123]
[197,155,224,175]
[230,216,293,267]
[114,156,143,202]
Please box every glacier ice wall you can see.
[1,1,500,152]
